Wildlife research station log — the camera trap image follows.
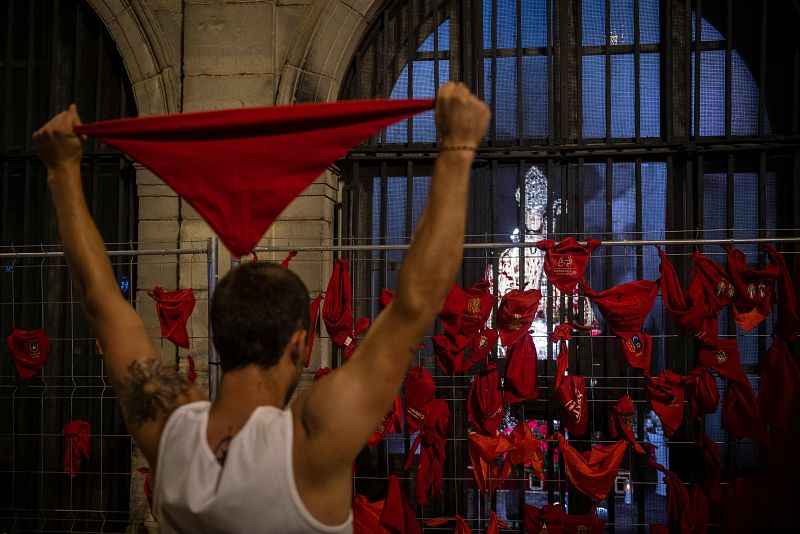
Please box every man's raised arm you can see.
[296,82,490,463]
[33,106,205,467]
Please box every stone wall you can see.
[83,0,383,530]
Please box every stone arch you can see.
[85,0,180,115]
[277,0,386,104]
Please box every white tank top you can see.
[153,401,353,534]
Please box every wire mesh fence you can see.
[262,234,800,533]
[0,241,215,533]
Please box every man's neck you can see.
[212,365,290,422]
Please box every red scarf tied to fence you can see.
[583,279,658,337]
[467,360,504,436]
[697,337,745,381]
[550,322,592,435]
[759,336,800,433]
[404,366,436,433]
[439,280,495,337]
[404,398,450,505]
[725,246,778,332]
[496,289,542,347]
[609,395,646,454]
[322,259,354,349]
[63,419,91,478]
[367,395,403,448]
[467,422,545,494]
[556,433,627,501]
[536,237,602,294]
[6,328,50,379]
[766,245,800,342]
[685,367,720,419]
[645,370,685,438]
[503,332,539,404]
[75,99,435,256]
[353,494,389,534]
[721,375,768,444]
[147,287,196,348]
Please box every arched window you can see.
[0,1,137,530]
[339,0,798,529]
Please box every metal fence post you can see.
[207,237,220,401]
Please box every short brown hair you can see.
[211,262,310,372]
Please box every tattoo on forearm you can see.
[116,359,189,430]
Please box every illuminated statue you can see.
[486,166,598,357]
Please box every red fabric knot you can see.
[424,515,471,534]
[497,289,542,347]
[186,355,197,384]
[137,466,154,510]
[685,367,720,419]
[75,99,435,256]
[147,287,196,348]
[439,280,495,339]
[523,503,605,534]
[380,474,423,534]
[609,395,646,454]
[63,419,91,478]
[467,360,504,436]
[725,245,778,332]
[322,259,354,349]
[467,422,544,494]
[556,433,627,501]
[551,322,592,435]
[404,399,450,505]
[280,250,297,268]
[645,370,685,438]
[344,317,371,359]
[6,328,50,379]
[536,237,602,294]
[367,395,403,448]
[503,333,539,404]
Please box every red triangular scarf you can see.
[467,422,545,496]
[582,279,658,336]
[496,289,542,347]
[5,328,50,379]
[721,375,768,443]
[367,395,403,448]
[63,419,92,478]
[550,322,592,435]
[147,287,196,348]
[322,259,354,348]
[404,399,450,505]
[609,395,646,454]
[304,293,323,367]
[76,99,435,256]
[380,474,423,534]
[404,366,436,433]
[645,370,685,438]
[697,337,745,381]
[460,328,498,372]
[685,367,720,419]
[467,360,504,436]
[537,237,602,294]
[556,433,627,501]
[503,333,539,404]
[725,246,778,332]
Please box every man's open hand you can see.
[33,104,85,174]
[435,82,490,147]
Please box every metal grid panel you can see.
[338,0,800,531]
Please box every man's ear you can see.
[288,329,308,366]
